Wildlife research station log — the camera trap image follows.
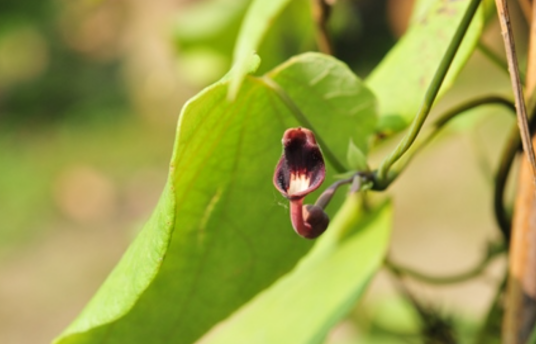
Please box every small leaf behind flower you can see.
[268,52,378,165]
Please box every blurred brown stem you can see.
[478,41,527,83]
[518,0,532,23]
[311,0,334,55]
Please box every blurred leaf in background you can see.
[0,1,181,342]
[0,0,128,126]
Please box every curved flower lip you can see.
[273,127,326,201]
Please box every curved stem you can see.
[385,243,505,285]
[375,0,482,189]
[259,76,346,173]
[315,178,353,209]
[314,171,373,209]
[433,96,515,128]
[494,124,519,243]
[289,198,312,238]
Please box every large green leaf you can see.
[365,0,490,131]
[53,53,378,344]
[202,197,392,344]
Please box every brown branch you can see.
[495,0,536,187]
[502,0,536,342]
[503,156,536,344]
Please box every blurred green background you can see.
[0,0,526,342]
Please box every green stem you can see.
[375,96,515,189]
[315,171,373,209]
[376,95,516,240]
[375,0,482,189]
[259,76,346,173]
[433,96,515,128]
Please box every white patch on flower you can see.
[288,173,310,195]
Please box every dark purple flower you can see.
[273,128,328,239]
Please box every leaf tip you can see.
[227,52,261,101]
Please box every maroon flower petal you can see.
[273,128,326,200]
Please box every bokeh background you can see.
[0,0,527,342]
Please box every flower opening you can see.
[273,127,325,200]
